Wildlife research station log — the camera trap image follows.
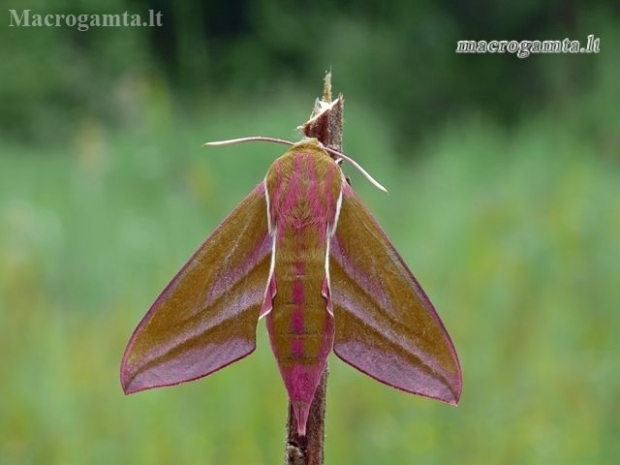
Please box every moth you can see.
[121,137,462,435]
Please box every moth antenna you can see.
[203,136,295,147]
[204,136,388,194]
[322,146,388,194]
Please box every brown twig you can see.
[283,73,343,465]
[285,370,328,465]
[300,73,343,154]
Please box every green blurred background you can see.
[1,0,619,464]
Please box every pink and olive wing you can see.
[121,184,272,394]
[329,184,462,404]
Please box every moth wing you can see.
[329,184,462,404]
[121,184,272,394]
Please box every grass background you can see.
[1,62,619,464]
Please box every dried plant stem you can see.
[284,73,343,465]
[285,370,328,465]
